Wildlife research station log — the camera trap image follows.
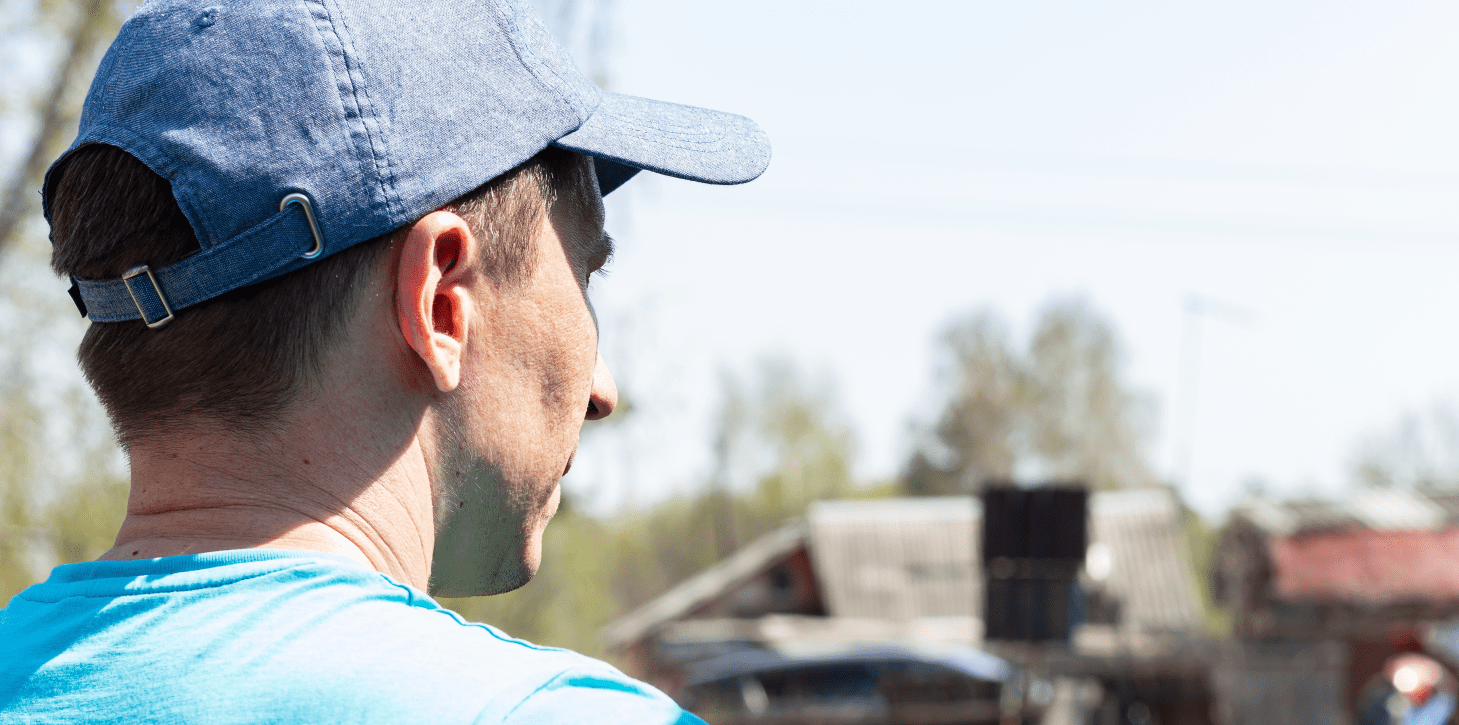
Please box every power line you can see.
[776,136,1459,190]
[665,192,1459,244]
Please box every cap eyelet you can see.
[280,193,324,259]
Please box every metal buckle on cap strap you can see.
[121,265,175,329]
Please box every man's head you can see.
[45,0,767,596]
[408,155,619,595]
[48,144,596,448]
[50,142,615,594]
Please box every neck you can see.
[103,402,439,590]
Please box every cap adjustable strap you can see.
[71,195,325,326]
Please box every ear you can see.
[396,211,478,392]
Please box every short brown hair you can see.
[48,144,593,447]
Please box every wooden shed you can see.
[605,490,1219,723]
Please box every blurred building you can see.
[604,489,1217,724]
[1216,487,1459,724]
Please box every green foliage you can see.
[441,500,618,657]
[1181,506,1233,638]
[0,338,127,602]
[0,399,128,602]
[0,0,146,605]
[0,219,131,603]
[1,0,134,252]
[905,297,1157,495]
[0,385,41,601]
[45,476,128,565]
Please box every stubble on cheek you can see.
[429,457,539,596]
[425,382,568,596]
[539,334,585,441]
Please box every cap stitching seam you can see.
[303,0,397,224]
[595,123,729,148]
[586,124,733,152]
[493,1,581,126]
[598,107,728,138]
[320,0,400,221]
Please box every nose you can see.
[585,351,617,421]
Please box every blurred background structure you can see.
[3,0,1458,723]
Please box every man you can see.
[0,0,768,722]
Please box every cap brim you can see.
[554,93,771,196]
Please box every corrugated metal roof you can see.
[810,497,981,525]
[1088,489,1204,633]
[1272,528,1459,602]
[808,497,980,621]
[1346,487,1446,531]
[1282,500,1360,532]
[810,491,1203,633]
[604,490,1206,649]
[1233,488,1459,606]
[1236,488,1459,536]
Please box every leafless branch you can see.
[0,0,115,257]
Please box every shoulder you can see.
[376,607,702,724]
[0,554,702,724]
[276,571,701,724]
[470,653,703,725]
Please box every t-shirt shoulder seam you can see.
[491,664,655,723]
[19,558,349,602]
[402,586,570,653]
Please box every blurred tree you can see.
[441,497,618,657]
[44,462,128,566]
[0,318,129,603]
[1026,301,1158,490]
[1349,401,1459,491]
[726,360,857,537]
[0,0,136,603]
[605,359,862,629]
[1181,504,1233,638]
[0,368,43,600]
[530,0,615,88]
[0,0,128,253]
[904,313,1023,495]
[905,298,1157,495]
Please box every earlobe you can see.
[395,212,477,393]
[426,291,465,391]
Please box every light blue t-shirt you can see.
[0,550,701,724]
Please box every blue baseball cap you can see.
[46,0,770,328]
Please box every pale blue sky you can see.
[565,0,1459,518]
[4,0,1457,519]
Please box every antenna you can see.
[1171,293,1254,490]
